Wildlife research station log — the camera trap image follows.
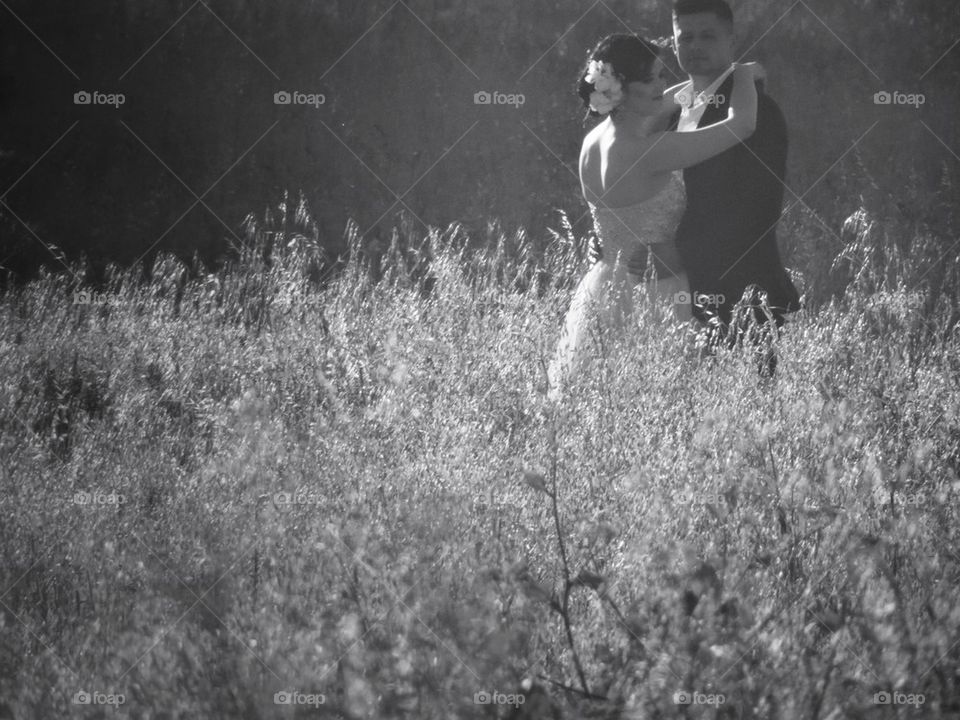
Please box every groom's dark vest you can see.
[670,77,800,325]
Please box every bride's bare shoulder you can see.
[604,129,659,165]
[580,121,610,169]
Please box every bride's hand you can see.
[737,61,767,83]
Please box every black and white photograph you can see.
[1,0,959,717]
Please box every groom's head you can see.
[672,0,735,80]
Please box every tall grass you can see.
[1,207,959,719]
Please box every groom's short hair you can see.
[672,0,734,26]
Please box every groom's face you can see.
[672,12,735,78]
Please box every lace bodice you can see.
[548,173,689,400]
[587,172,686,261]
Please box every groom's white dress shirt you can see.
[674,64,736,133]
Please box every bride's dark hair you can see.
[577,34,667,119]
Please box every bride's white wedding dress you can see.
[547,171,690,400]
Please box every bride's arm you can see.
[662,63,763,109]
[640,64,759,172]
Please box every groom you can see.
[666,0,799,346]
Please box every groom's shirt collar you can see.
[675,64,736,132]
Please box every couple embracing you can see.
[548,0,800,399]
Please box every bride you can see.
[547,33,762,400]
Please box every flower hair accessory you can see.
[584,59,623,115]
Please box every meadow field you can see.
[1,214,959,719]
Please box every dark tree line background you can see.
[1,0,958,301]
